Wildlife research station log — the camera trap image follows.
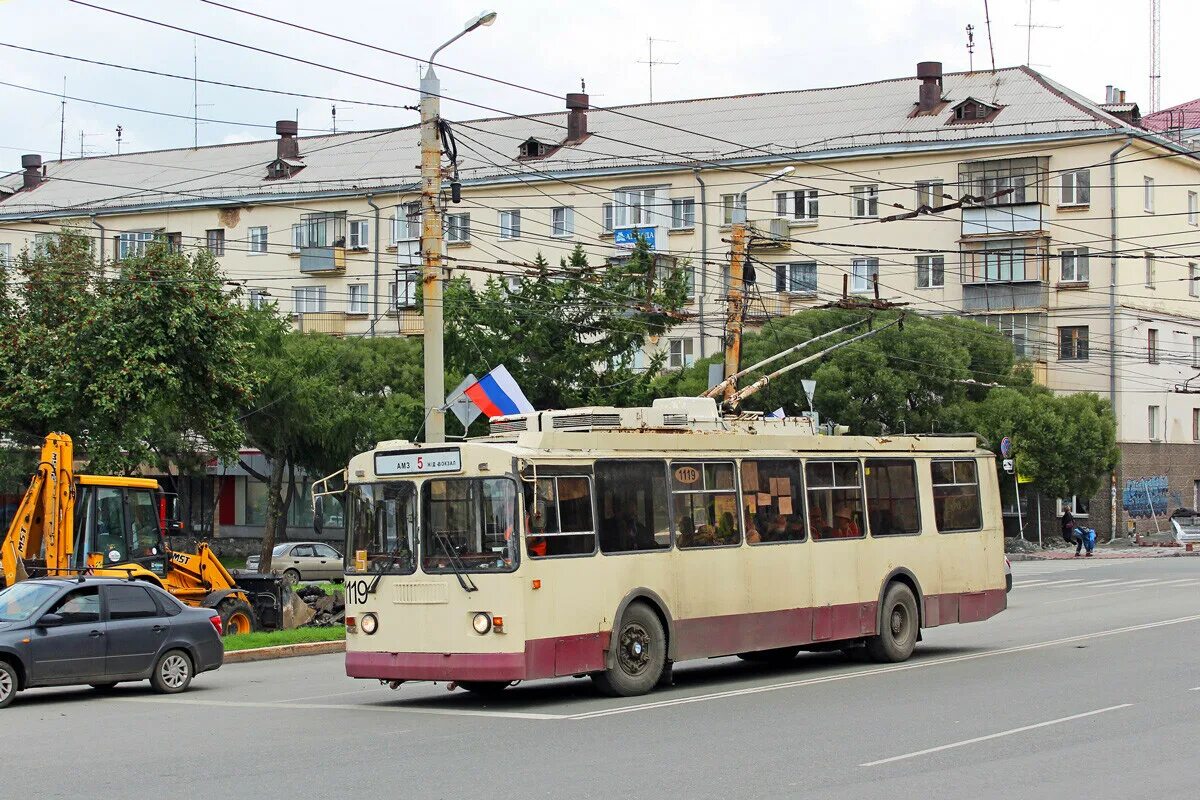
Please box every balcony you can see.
[961,203,1045,237]
[294,311,347,336]
[390,308,424,336]
[298,211,347,274]
[747,218,792,250]
[962,281,1049,312]
[744,292,815,322]
[300,247,347,274]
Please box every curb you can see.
[1007,550,1200,561]
[223,639,346,663]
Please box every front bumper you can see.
[346,650,527,682]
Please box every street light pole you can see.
[420,11,497,444]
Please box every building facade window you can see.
[551,206,574,237]
[348,220,369,249]
[1193,335,1200,368]
[499,210,521,240]
[959,157,1047,206]
[293,285,326,313]
[720,193,746,225]
[392,271,418,308]
[775,262,818,294]
[969,313,1044,359]
[248,226,268,255]
[392,201,421,242]
[1144,176,1154,213]
[1060,169,1090,205]
[602,203,614,232]
[776,189,818,221]
[915,180,944,208]
[670,198,695,229]
[1191,264,1199,298]
[118,231,155,259]
[851,184,879,218]
[445,213,470,243]
[0,242,10,265]
[1189,191,1198,226]
[668,337,695,369]
[1193,409,1200,443]
[348,283,368,314]
[615,187,665,228]
[206,229,225,256]
[1060,247,1089,283]
[291,224,303,253]
[1147,328,1159,364]
[1058,326,1089,360]
[851,257,878,293]
[1148,405,1161,440]
[1145,252,1155,287]
[248,289,268,310]
[916,255,945,288]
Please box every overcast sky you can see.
[0,0,1193,165]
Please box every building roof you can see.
[0,65,1142,220]
[1142,98,1200,133]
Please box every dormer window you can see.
[517,137,558,160]
[949,97,1000,124]
[266,157,305,180]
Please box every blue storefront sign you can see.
[613,226,656,250]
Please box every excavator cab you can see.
[72,477,169,579]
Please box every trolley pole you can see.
[722,222,748,407]
[419,66,446,444]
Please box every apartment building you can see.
[3,61,1199,540]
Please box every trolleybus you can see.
[316,397,1006,697]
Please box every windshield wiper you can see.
[366,546,411,595]
[435,531,478,593]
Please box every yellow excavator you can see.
[0,433,290,634]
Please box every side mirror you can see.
[38,613,64,628]
[313,495,325,536]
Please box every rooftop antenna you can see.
[58,75,66,162]
[982,0,997,72]
[78,129,101,158]
[192,41,213,148]
[635,36,677,103]
[966,24,976,71]
[1149,0,1161,113]
[115,125,123,155]
[1014,0,1062,68]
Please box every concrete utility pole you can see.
[721,222,748,408]
[420,11,497,444]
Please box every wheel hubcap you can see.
[890,605,908,637]
[161,655,188,688]
[0,670,12,700]
[618,623,651,676]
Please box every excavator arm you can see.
[1,433,74,587]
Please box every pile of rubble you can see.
[296,584,346,628]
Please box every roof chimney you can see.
[916,61,944,112]
[565,91,589,142]
[1105,85,1114,104]
[275,120,300,160]
[1119,89,1126,104]
[20,154,43,190]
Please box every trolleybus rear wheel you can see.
[866,583,918,663]
[591,602,666,697]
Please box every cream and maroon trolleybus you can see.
[317,397,1006,697]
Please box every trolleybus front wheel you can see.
[592,602,666,697]
[866,583,919,663]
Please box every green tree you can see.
[240,329,424,571]
[0,231,263,476]
[443,239,689,419]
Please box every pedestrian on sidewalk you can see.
[1061,510,1076,544]
[1072,525,1097,557]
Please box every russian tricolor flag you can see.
[464,365,535,418]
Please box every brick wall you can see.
[1079,442,1200,542]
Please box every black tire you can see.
[736,646,801,664]
[0,660,17,709]
[458,680,511,696]
[1006,573,1013,593]
[218,598,258,636]
[591,602,667,697]
[89,682,118,692]
[282,568,301,584]
[150,649,193,694]
[866,583,919,663]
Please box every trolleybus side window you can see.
[596,461,671,553]
[931,459,983,532]
[524,476,596,558]
[805,460,865,541]
[422,478,519,572]
[864,459,921,536]
[345,481,417,574]
[671,461,740,549]
[740,459,806,544]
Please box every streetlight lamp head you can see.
[775,166,796,177]
[465,10,498,31]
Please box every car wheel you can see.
[89,683,118,692]
[218,598,257,636]
[151,650,193,694]
[283,568,301,584]
[0,660,17,709]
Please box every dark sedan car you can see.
[0,577,224,708]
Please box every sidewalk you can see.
[1008,546,1200,561]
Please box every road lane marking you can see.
[1039,581,1200,604]
[277,687,391,703]
[859,704,1133,767]
[114,697,565,720]
[565,615,1200,720]
[1118,578,1162,585]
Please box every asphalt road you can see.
[5,557,1199,800]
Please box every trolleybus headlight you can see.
[360,612,379,635]
[472,612,492,635]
